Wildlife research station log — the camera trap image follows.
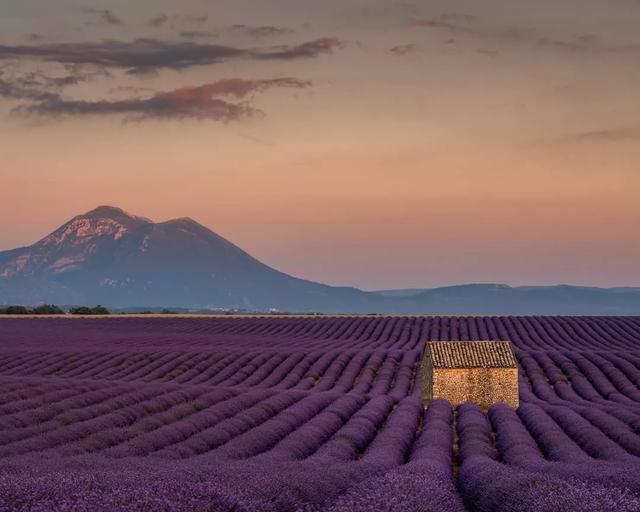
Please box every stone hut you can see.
[421,341,519,409]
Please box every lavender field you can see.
[1,316,640,511]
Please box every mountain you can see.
[0,206,390,312]
[373,288,428,298]
[1,206,639,314]
[383,284,640,315]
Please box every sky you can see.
[1,0,639,290]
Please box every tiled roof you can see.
[426,341,517,368]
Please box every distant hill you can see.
[373,288,428,298]
[1,206,639,314]
[381,284,640,315]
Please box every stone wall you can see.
[423,366,519,409]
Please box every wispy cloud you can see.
[230,25,294,38]
[389,43,417,56]
[179,31,218,41]
[148,14,169,28]
[413,16,471,33]
[413,14,640,55]
[0,72,52,101]
[476,48,499,57]
[438,13,477,24]
[81,8,124,26]
[0,37,343,74]
[14,77,311,122]
[0,64,106,100]
[108,85,155,96]
[182,14,208,26]
[147,13,208,29]
[564,126,640,142]
[257,38,342,60]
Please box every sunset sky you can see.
[1,0,639,290]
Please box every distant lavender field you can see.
[1,316,640,511]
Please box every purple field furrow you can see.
[2,316,640,511]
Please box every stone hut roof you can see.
[426,341,517,369]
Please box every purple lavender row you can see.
[457,402,640,512]
[0,349,423,397]
[321,400,465,512]
[5,316,640,352]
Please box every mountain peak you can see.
[85,205,128,217]
[83,206,151,223]
[160,216,205,228]
[165,216,197,224]
[32,206,152,253]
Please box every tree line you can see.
[0,305,110,315]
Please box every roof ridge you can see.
[426,340,517,368]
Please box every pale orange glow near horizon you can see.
[1,0,640,290]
